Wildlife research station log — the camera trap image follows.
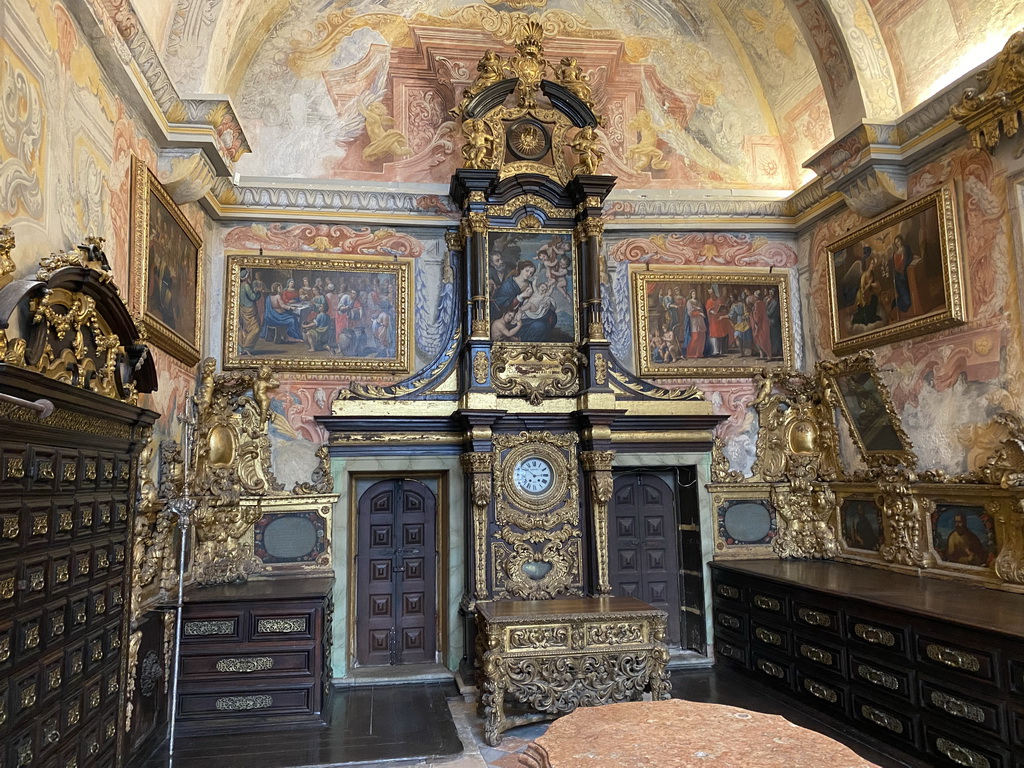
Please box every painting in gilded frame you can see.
[837,494,884,554]
[130,156,203,365]
[486,229,577,344]
[632,269,792,378]
[710,484,778,559]
[930,502,997,570]
[223,252,412,373]
[826,186,964,355]
[243,495,334,575]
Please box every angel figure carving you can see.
[462,118,496,169]
[570,125,603,176]
[467,50,505,98]
[555,57,594,107]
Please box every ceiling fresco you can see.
[136,0,1024,191]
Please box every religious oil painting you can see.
[710,484,778,559]
[839,496,883,553]
[487,230,576,344]
[826,186,964,355]
[824,352,914,466]
[930,503,997,569]
[130,156,203,366]
[632,269,792,378]
[223,253,411,373]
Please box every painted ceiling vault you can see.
[135,0,1024,192]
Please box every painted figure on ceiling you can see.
[358,98,412,162]
[626,109,670,172]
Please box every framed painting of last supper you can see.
[632,268,792,377]
[223,252,412,373]
[825,186,965,355]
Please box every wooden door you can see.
[356,478,437,666]
[608,472,682,646]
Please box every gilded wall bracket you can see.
[582,450,615,595]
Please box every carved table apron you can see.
[475,597,672,745]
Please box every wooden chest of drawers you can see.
[177,577,334,732]
[711,560,1024,768]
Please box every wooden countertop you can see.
[711,559,1024,638]
[184,575,335,603]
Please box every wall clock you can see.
[513,456,553,495]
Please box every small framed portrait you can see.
[486,229,577,345]
[821,352,914,466]
[710,484,778,559]
[929,502,997,570]
[825,186,965,355]
[632,268,793,377]
[223,252,412,373]
[244,494,335,575]
[837,493,884,555]
[130,156,203,365]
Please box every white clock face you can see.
[513,457,554,495]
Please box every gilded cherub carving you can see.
[462,118,497,169]
[570,125,603,176]
[555,57,594,108]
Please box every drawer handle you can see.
[753,595,781,612]
[936,737,989,768]
[183,620,234,637]
[802,679,837,703]
[930,691,985,724]
[797,608,832,628]
[718,642,742,661]
[854,623,895,647]
[16,743,33,766]
[799,644,833,666]
[861,704,903,734]
[717,614,740,630]
[716,584,739,599]
[856,664,899,690]
[45,729,60,745]
[215,694,273,711]
[215,656,275,673]
[756,659,785,679]
[257,618,306,634]
[755,627,783,647]
[926,643,981,672]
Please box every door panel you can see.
[609,472,681,647]
[356,479,437,666]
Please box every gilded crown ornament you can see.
[508,19,547,108]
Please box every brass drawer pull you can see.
[861,704,903,734]
[799,644,833,666]
[756,658,784,679]
[797,608,832,628]
[854,623,895,646]
[753,595,781,612]
[215,656,275,673]
[930,691,985,723]
[935,737,989,768]
[856,664,899,690]
[257,617,306,634]
[716,584,739,599]
[16,742,33,766]
[719,642,742,661]
[717,614,740,630]
[215,694,273,711]
[802,678,837,703]
[183,620,234,637]
[755,627,783,647]
[925,643,981,672]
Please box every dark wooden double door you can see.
[356,479,437,666]
[608,470,705,652]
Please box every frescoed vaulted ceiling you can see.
[134,0,1024,192]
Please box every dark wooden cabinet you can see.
[711,560,1024,768]
[0,365,156,768]
[176,577,334,732]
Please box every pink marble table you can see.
[517,699,880,768]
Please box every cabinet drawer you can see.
[924,721,1009,768]
[794,635,845,677]
[714,608,746,637]
[851,691,920,750]
[920,678,1004,737]
[179,649,315,680]
[751,621,790,655]
[791,601,840,637]
[849,654,914,702]
[715,638,748,667]
[250,612,314,640]
[713,580,745,605]
[181,616,241,643]
[749,589,788,621]
[846,614,910,658]
[917,634,997,687]
[751,651,793,689]
[796,670,846,715]
[177,684,315,721]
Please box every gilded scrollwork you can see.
[877,468,934,568]
[492,524,582,600]
[770,475,840,560]
[582,450,614,595]
[507,19,547,109]
[951,29,1024,152]
[491,344,579,405]
[461,451,492,600]
[0,225,15,283]
[710,435,744,483]
[995,498,1024,585]
[292,445,333,495]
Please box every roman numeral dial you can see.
[513,457,553,494]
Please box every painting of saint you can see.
[834,371,904,453]
[633,271,791,377]
[840,498,882,552]
[487,231,575,344]
[931,505,996,568]
[225,255,411,373]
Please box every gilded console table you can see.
[476,597,672,745]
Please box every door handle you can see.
[393,565,405,573]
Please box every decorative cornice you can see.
[951,29,1024,152]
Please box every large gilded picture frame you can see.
[921,485,1012,576]
[632,268,792,378]
[825,186,965,355]
[709,483,778,559]
[821,352,914,467]
[223,252,412,373]
[130,156,203,365]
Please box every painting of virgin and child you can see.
[224,255,411,372]
[487,231,576,344]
